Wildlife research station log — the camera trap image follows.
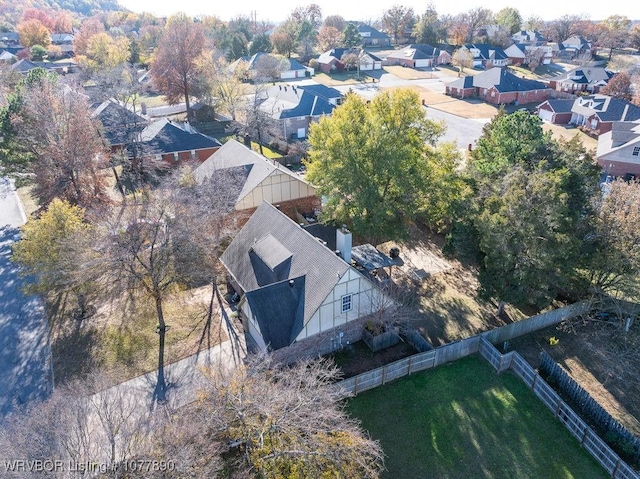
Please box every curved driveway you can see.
[0,178,51,421]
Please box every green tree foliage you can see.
[494,7,522,35]
[12,198,90,295]
[413,3,445,45]
[342,22,361,48]
[449,111,601,308]
[306,89,447,242]
[249,33,273,55]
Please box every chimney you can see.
[243,133,251,148]
[336,224,352,264]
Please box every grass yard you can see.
[347,355,607,479]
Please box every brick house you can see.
[446,67,550,105]
[596,121,640,178]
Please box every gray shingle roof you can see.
[92,100,147,147]
[573,95,640,122]
[221,201,350,332]
[193,139,311,204]
[473,67,548,92]
[138,119,221,155]
[245,276,305,350]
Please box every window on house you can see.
[341,294,353,313]
[190,150,197,160]
[633,147,640,157]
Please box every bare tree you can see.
[0,374,155,478]
[13,71,111,211]
[194,353,385,478]
[91,171,238,403]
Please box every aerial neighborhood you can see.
[2,1,640,477]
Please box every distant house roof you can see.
[572,95,640,123]
[512,30,546,44]
[50,33,74,44]
[464,44,508,62]
[138,119,221,156]
[386,44,443,61]
[92,100,148,147]
[221,201,352,350]
[557,67,614,87]
[561,35,590,51]
[258,84,342,120]
[10,59,77,74]
[193,139,313,206]
[317,47,382,65]
[448,67,548,93]
[0,50,16,62]
[540,99,575,113]
[230,52,304,77]
[356,23,390,40]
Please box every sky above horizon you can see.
[116,0,636,24]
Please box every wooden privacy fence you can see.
[540,351,640,462]
[337,328,639,478]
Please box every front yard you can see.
[347,355,608,479]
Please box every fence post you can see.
[531,374,538,391]
[382,365,386,385]
[612,458,621,478]
[354,376,359,395]
[408,356,413,375]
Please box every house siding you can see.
[296,268,384,342]
[235,169,317,211]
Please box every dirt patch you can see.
[51,285,228,386]
[331,340,417,378]
[509,316,640,436]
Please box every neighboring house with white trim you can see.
[193,139,319,215]
[596,121,640,178]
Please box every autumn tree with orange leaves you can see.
[151,12,206,121]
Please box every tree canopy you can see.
[306,89,448,242]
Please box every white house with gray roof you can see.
[221,202,388,352]
[193,139,317,212]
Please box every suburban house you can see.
[446,67,550,105]
[137,118,222,165]
[355,23,391,47]
[10,58,78,75]
[92,99,221,163]
[461,44,509,69]
[504,43,553,66]
[536,99,576,123]
[0,32,22,54]
[558,35,591,60]
[92,99,148,150]
[193,138,319,218]
[572,95,640,134]
[384,44,452,68]
[0,50,16,62]
[548,67,615,94]
[596,121,640,177]
[256,84,342,139]
[220,201,389,357]
[50,33,74,57]
[316,48,382,74]
[230,52,314,81]
[511,30,547,46]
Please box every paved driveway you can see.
[0,178,51,421]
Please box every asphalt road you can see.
[0,177,51,422]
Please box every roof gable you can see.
[221,201,351,328]
[139,119,221,155]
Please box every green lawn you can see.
[346,356,607,479]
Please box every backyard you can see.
[346,355,608,479]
